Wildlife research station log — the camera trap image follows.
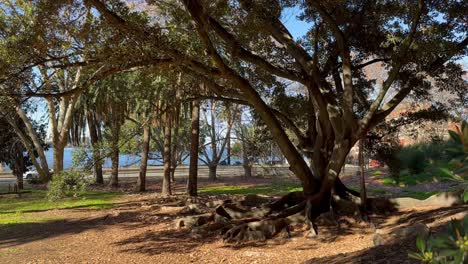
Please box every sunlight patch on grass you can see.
[0,190,121,219]
[199,180,302,195]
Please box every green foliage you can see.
[47,170,89,201]
[447,121,468,177]
[399,145,428,175]
[409,216,468,263]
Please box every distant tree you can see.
[199,100,238,181]
[0,110,46,189]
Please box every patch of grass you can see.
[372,170,383,176]
[0,189,121,225]
[401,190,439,200]
[199,180,302,195]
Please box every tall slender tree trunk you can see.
[162,112,172,196]
[87,112,103,184]
[358,138,367,217]
[13,148,24,190]
[109,127,120,188]
[13,107,50,181]
[170,105,180,182]
[226,130,231,165]
[137,126,151,192]
[188,100,200,196]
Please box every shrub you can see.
[409,216,468,263]
[399,146,427,175]
[47,170,89,201]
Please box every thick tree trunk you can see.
[208,164,217,181]
[162,112,172,196]
[16,173,24,190]
[87,111,103,184]
[187,100,200,196]
[109,129,119,188]
[53,144,65,173]
[137,126,151,192]
[243,164,252,178]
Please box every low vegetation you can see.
[0,190,120,225]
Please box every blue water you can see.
[1,147,241,171]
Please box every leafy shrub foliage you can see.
[409,216,468,263]
[447,121,468,177]
[399,145,428,175]
[47,170,89,201]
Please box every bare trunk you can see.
[359,138,367,215]
[170,104,180,183]
[13,148,24,190]
[243,164,252,178]
[109,129,119,188]
[241,140,251,177]
[188,100,200,196]
[162,112,172,196]
[137,126,151,192]
[208,164,217,181]
[13,107,50,181]
[87,112,103,184]
[53,143,65,173]
[226,130,231,165]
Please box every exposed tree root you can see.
[174,180,464,243]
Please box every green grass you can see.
[0,189,121,225]
[199,180,302,195]
[401,190,439,200]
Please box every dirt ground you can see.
[0,176,466,264]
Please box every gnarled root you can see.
[223,218,291,243]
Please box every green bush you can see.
[409,216,468,263]
[47,170,89,201]
[399,146,427,175]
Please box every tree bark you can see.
[53,144,65,173]
[162,112,172,196]
[208,164,217,181]
[13,106,50,181]
[170,105,180,183]
[226,129,231,165]
[109,127,120,188]
[188,100,200,196]
[243,164,252,178]
[13,147,24,190]
[87,111,103,184]
[359,138,367,215]
[137,125,151,192]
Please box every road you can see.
[0,165,295,188]
[0,164,360,190]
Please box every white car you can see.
[23,171,39,180]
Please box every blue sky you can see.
[282,6,310,39]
